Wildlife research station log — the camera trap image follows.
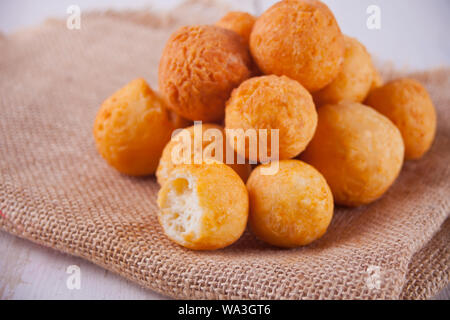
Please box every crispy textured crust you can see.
[158,25,252,122]
[157,163,249,250]
[156,123,252,185]
[93,78,184,176]
[301,102,405,207]
[247,160,334,248]
[250,0,345,92]
[216,11,256,45]
[313,36,374,106]
[366,78,437,160]
[225,75,318,161]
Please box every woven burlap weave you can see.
[0,1,449,300]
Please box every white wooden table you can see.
[1,0,449,300]
[0,232,168,299]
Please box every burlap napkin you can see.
[0,1,448,300]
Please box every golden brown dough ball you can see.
[157,162,249,250]
[313,36,374,106]
[301,102,405,207]
[156,123,252,186]
[365,78,437,160]
[216,11,256,45]
[247,160,334,248]
[158,25,252,122]
[225,75,318,162]
[93,78,187,176]
[250,0,345,92]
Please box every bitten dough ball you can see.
[247,160,334,248]
[313,36,374,106]
[301,102,405,207]
[157,163,249,250]
[250,0,345,92]
[93,78,186,176]
[159,25,252,122]
[225,75,318,161]
[156,123,252,186]
[216,11,256,45]
[365,78,437,160]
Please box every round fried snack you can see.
[365,78,437,160]
[313,36,374,106]
[158,25,252,122]
[301,102,405,207]
[216,11,256,45]
[250,0,345,92]
[157,163,249,250]
[247,160,334,248]
[93,78,187,176]
[225,75,318,162]
[156,123,252,186]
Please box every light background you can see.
[1,0,449,70]
[0,0,449,300]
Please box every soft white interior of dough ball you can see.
[160,174,203,245]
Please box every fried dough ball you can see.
[158,25,252,122]
[156,123,252,186]
[365,78,437,160]
[247,160,333,248]
[93,78,187,176]
[157,162,249,250]
[225,75,317,162]
[301,102,405,207]
[250,0,345,92]
[216,11,256,45]
[313,36,374,106]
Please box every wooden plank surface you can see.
[0,231,166,300]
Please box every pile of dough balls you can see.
[93,0,437,250]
